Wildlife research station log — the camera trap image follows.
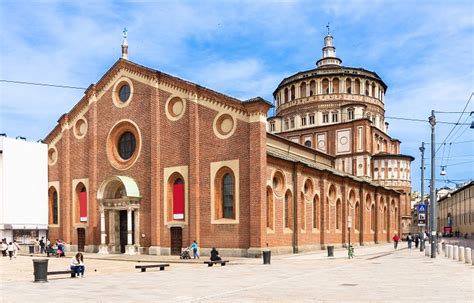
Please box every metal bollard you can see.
[453,246,459,260]
[448,245,453,258]
[458,246,465,262]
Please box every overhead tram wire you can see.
[1,78,473,125]
[435,93,474,154]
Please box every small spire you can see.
[315,25,342,68]
[121,27,128,60]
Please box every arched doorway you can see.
[97,176,141,255]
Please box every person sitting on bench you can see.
[70,252,85,277]
[210,247,221,261]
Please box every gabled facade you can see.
[45,34,409,256]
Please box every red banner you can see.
[173,184,184,220]
[79,192,87,222]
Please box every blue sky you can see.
[1,0,473,193]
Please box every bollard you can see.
[465,247,472,264]
[459,246,465,262]
[453,246,459,260]
[437,243,442,255]
[472,249,474,266]
[444,245,448,257]
[448,245,453,258]
[425,244,430,257]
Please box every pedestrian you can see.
[70,252,85,278]
[191,240,199,259]
[13,240,20,257]
[414,235,420,248]
[34,238,40,254]
[392,233,400,249]
[56,239,65,257]
[7,242,14,260]
[1,239,7,257]
[407,233,413,249]
[39,237,45,254]
[210,247,221,261]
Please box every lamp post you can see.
[419,142,425,252]
[429,110,437,258]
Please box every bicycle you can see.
[348,245,355,259]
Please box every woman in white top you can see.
[70,252,85,277]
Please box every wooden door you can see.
[170,227,182,255]
[77,228,85,252]
[119,210,127,253]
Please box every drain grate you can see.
[340,283,358,287]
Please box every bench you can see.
[47,270,76,278]
[135,264,170,272]
[204,260,229,267]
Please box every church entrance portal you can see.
[170,227,182,255]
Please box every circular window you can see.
[304,140,312,147]
[119,84,131,103]
[106,120,141,170]
[74,118,88,139]
[112,78,134,108]
[48,147,58,165]
[339,136,348,145]
[213,113,236,139]
[117,132,136,160]
[165,96,186,121]
[272,171,285,196]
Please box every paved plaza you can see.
[1,244,472,302]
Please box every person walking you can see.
[7,242,14,260]
[39,237,45,254]
[407,233,413,249]
[392,234,400,249]
[414,235,420,248]
[191,240,199,259]
[13,240,20,258]
[34,238,40,254]
[1,239,7,257]
[70,252,85,278]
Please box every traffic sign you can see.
[418,213,426,220]
[417,204,427,213]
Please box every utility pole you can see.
[419,142,425,252]
[429,110,437,258]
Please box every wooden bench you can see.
[204,260,229,267]
[135,264,170,272]
[47,270,76,278]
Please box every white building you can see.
[0,136,48,244]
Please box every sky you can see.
[0,0,473,193]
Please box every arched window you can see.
[336,200,341,229]
[355,79,361,94]
[346,78,351,94]
[173,178,185,220]
[266,187,274,229]
[332,78,339,93]
[372,83,376,97]
[365,80,370,96]
[395,207,398,231]
[322,78,329,94]
[75,183,87,223]
[222,174,234,219]
[300,82,307,98]
[291,85,295,100]
[118,131,136,160]
[49,187,59,225]
[313,195,319,229]
[284,88,289,102]
[371,204,375,231]
[355,202,360,230]
[52,191,58,224]
[300,192,305,231]
[284,191,292,229]
[310,80,316,96]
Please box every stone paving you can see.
[1,244,472,302]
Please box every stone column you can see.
[125,206,137,255]
[98,206,108,254]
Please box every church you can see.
[45,29,413,256]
